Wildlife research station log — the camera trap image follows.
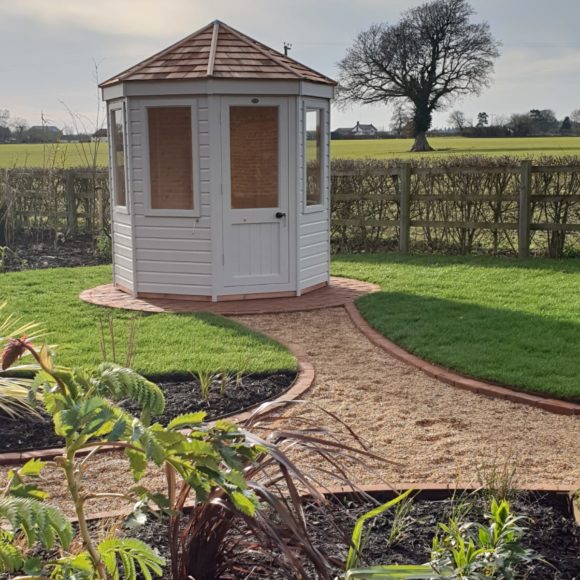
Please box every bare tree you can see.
[337,0,500,151]
[448,110,468,134]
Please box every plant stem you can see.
[63,459,107,579]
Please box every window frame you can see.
[303,100,327,214]
[142,97,201,218]
[109,102,129,214]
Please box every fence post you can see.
[518,160,531,259]
[399,162,411,253]
[65,171,77,236]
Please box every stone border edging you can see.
[0,342,315,466]
[344,302,580,416]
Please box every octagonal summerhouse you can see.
[100,20,335,302]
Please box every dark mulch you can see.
[0,371,295,453]
[1,492,578,579]
[128,491,580,579]
[1,233,110,272]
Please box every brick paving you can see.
[79,277,380,315]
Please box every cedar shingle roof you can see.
[100,20,336,87]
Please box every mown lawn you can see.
[2,136,580,168]
[0,265,295,377]
[332,254,580,402]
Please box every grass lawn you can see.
[332,254,580,402]
[2,136,580,168]
[0,265,295,377]
[329,136,580,160]
[0,142,108,168]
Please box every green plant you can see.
[95,233,112,261]
[343,497,540,580]
[195,369,217,402]
[0,323,267,579]
[430,498,538,578]
[170,402,385,580]
[0,304,43,419]
[386,493,415,548]
[98,312,139,368]
[346,490,414,571]
[476,454,517,502]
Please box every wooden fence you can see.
[331,160,580,257]
[2,160,580,258]
[0,168,109,244]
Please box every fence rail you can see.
[0,168,109,244]
[2,159,580,258]
[331,159,580,257]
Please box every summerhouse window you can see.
[305,107,324,209]
[148,106,194,211]
[110,107,127,208]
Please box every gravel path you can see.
[233,307,580,488]
[2,306,578,518]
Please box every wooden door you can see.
[221,99,290,289]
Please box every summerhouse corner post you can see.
[399,162,411,253]
[518,160,532,259]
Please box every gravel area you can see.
[2,306,578,518]
[233,307,580,488]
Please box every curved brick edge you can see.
[344,302,580,417]
[0,342,315,467]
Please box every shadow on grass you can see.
[334,252,580,275]
[355,291,580,403]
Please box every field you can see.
[332,254,580,402]
[0,142,108,168]
[1,136,580,168]
[328,136,580,160]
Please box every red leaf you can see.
[2,337,31,370]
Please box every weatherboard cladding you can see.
[101,21,335,87]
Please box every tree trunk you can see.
[411,131,433,152]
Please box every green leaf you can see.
[346,489,414,571]
[125,448,148,482]
[229,491,256,516]
[98,537,165,580]
[23,555,43,574]
[0,497,72,550]
[345,564,439,579]
[18,458,46,478]
[166,412,207,430]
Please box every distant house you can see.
[332,121,378,139]
[92,128,108,142]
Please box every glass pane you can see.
[148,107,193,210]
[230,106,278,209]
[111,109,126,207]
[306,109,322,206]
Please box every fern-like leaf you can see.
[92,363,165,417]
[0,531,24,573]
[97,537,165,580]
[0,497,72,550]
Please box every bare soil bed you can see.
[2,491,576,579]
[1,233,109,272]
[0,371,295,453]
[107,491,580,579]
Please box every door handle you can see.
[275,212,286,219]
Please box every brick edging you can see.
[79,482,578,524]
[0,342,315,467]
[344,302,580,416]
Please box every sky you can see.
[1,0,580,132]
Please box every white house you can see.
[334,122,378,138]
[100,20,335,302]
